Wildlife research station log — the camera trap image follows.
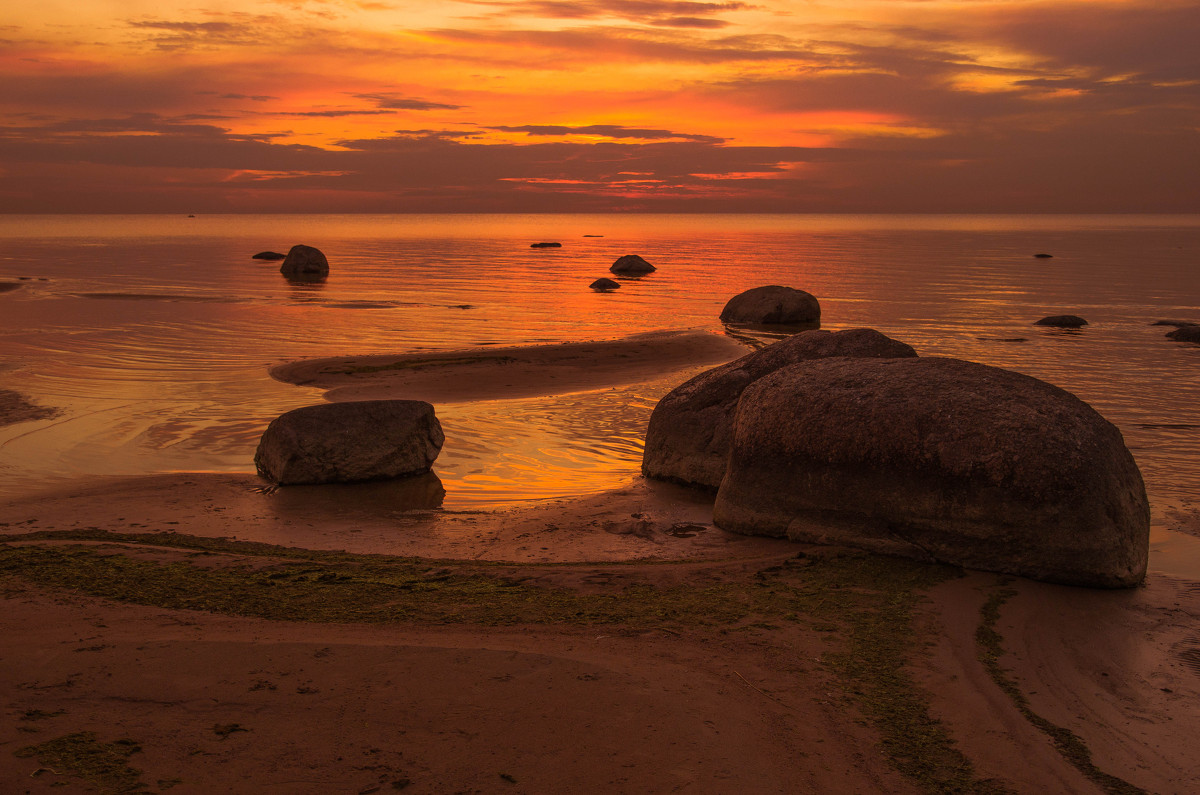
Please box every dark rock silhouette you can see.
[279,245,330,280]
[1034,253,1054,258]
[255,400,444,485]
[0,283,21,294]
[719,286,820,325]
[713,356,1149,588]
[1035,315,1088,328]
[1152,319,1198,328]
[590,278,620,291]
[253,251,286,261]
[642,329,917,490]
[531,242,562,248]
[610,255,655,275]
[1167,326,1200,343]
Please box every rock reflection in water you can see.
[266,471,446,518]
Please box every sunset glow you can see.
[2,0,1197,212]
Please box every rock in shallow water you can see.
[1166,325,1200,343]
[279,244,329,279]
[642,329,917,490]
[255,400,444,485]
[610,254,655,275]
[589,278,620,291]
[712,356,1149,588]
[1034,315,1088,328]
[719,285,820,325]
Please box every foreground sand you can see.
[2,334,1199,793]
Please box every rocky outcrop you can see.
[1167,325,1200,343]
[713,356,1149,588]
[255,400,444,485]
[253,251,286,261]
[610,255,655,275]
[641,329,917,490]
[590,278,620,291]
[1035,315,1088,328]
[719,286,820,325]
[279,245,330,280]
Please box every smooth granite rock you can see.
[712,356,1149,588]
[590,278,621,291]
[610,255,655,275]
[719,286,820,325]
[641,329,917,490]
[279,244,330,279]
[255,400,444,485]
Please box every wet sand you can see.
[270,329,750,403]
[0,389,58,427]
[2,335,1198,793]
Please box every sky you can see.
[1,0,1198,213]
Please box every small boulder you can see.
[590,278,621,291]
[531,242,562,248]
[253,251,287,261]
[642,329,917,490]
[719,286,820,325]
[255,400,444,485]
[610,254,655,275]
[1035,315,1088,328]
[279,244,329,279]
[1167,326,1200,343]
[713,356,1149,588]
[1034,253,1054,259]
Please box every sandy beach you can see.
[2,335,1198,794]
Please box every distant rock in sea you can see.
[279,244,330,280]
[712,356,1149,588]
[719,285,820,325]
[642,329,916,491]
[255,400,444,485]
[1034,315,1088,328]
[1034,253,1054,258]
[1166,326,1200,343]
[531,242,562,248]
[589,278,620,291]
[0,283,21,294]
[253,251,287,261]
[610,254,655,275]
[583,234,604,238]
[1151,319,1197,328]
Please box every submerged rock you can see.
[1035,315,1088,328]
[531,242,562,248]
[255,400,444,485]
[252,251,287,261]
[1034,253,1054,259]
[642,329,917,490]
[713,356,1149,588]
[610,254,655,275]
[0,283,21,294]
[590,278,621,291]
[279,244,330,280]
[1167,326,1200,343]
[719,286,820,325]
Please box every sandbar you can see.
[270,329,750,403]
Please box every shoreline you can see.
[2,472,1197,793]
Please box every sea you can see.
[1,214,1197,576]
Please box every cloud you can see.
[487,123,724,143]
[352,93,465,110]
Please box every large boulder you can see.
[279,244,329,279]
[712,357,1149,588]
[610,254,655,275]
[642,329,917,490]
[719,286,820,325]
[255,400,444,485]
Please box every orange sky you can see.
[1,0,1197,212]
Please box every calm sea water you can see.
[1,214,1198,574]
